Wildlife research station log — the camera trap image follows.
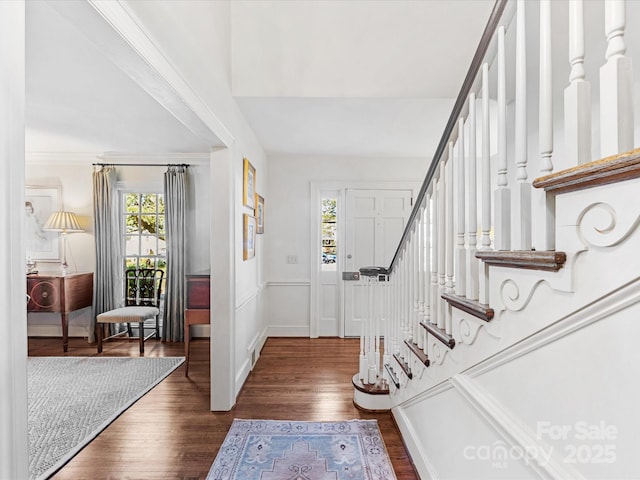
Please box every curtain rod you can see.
[93,163,190,167]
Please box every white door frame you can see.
[310,181,420,339]
[1,2,29,478]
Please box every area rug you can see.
[28,356,184,480]
[207,419,397,480]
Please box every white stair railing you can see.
[355,0,638,393]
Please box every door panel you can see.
[343,189,412,337]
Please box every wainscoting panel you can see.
[394,279,640,479]
[266,281,310,336]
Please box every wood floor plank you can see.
[28,336,418,479]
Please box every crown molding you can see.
[26,152,102,165]
[26,152,211,166]
[99,152,211,165]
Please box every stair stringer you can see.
[393,275,640,479]
[389,177,640,478]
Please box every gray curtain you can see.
[163,165,187,342]
[92,166,120,341]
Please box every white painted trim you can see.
[25,152,211,166]
[86,0,233,147]
[1,2,29,477]
[235,358,252,396]
[236,282,267,310]
[210,146,236,411]
[392,407,438,480]
[26,152,102,165]
[267,325,311,337]
[399,378,454,407]
[310,181,421,340]
[465,277,640,378]
[450,374,584,479]
[267,281,311,287]
[100,152,210,164]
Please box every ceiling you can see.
[25,0,495,159]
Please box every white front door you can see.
[343,189,413,337]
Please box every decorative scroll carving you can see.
[430,342,449,366]
[577,201,640,248]
[500,278,545,312]
[458,318,484,346]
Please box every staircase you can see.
[352,1,640,478]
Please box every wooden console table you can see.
[185,271,210,376]
[27,272,94,352]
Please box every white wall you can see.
[265,155,426,335]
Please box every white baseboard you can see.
[392,406,438,479]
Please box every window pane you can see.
[157,195,165,214]
[157,215,165,234]
[125,257,138,270]
[125,194,140,213]
[140,235,157,255]
[158,235,167,256]
[125,235,140,255]
[125,214,140,234]
[139,257,155,269]
[141,194,156,213]
[321,198,337,270]
[141,215,157,234]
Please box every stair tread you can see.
[420,321,455,349]
[475,250,566,271]
[392,353,413,379]
[441,293,494,322]
[533,147,640,194]
[404,339,430,367]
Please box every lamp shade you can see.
[43,211,84,232]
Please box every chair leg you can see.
[97,322,103,353]
[139,321,144,354]
[155,314,160,340]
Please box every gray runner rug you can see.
[28,356,184,480]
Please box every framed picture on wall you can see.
[256,194,265,234]
[243,158,256,210]
[243,214,256,260]
[25,186,61,261]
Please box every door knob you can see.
[347,254,352,259]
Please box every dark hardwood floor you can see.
[28,336,418,480]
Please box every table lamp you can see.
[43,211,84,274]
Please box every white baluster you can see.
[437,160,446,331]
[455,118,467,298]
[564,0,591,167]
[423,192,431,329]
[445,142,454,335]
[515,0,532,250]
[417,203,425,350]
[359,273,367,382]
[537,0,556,251]
[467,93,479,301]
[431,173,440,326]
[600,0,634,157]
[479,62,492,305]
[410,226,418,343]
[495,26,511,251]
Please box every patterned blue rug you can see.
[207,419,397,480]
[28,356,184,480]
